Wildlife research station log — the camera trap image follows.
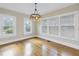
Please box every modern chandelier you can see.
[30,3,41,21]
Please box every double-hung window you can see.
[24,18,32,35]
[0,14,16,38]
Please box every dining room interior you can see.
[0,3,79,56]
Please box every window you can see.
[0,14,16,38]
[24,18,32,34]
[40,19,48,34]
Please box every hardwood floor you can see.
[0,37,79,56]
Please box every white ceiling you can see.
[0,3,75,15]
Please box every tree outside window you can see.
[3,17,14,34]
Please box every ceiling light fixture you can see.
[30,3,41,21]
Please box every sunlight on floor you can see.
[24,43,32,56]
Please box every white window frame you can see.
[39,11,79,41]
[24,18,32,35]
[0,14,16,38]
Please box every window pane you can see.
[41,26,48,34]
[25,22,30,32]
[3,17,14,34]
[24,18,31,34]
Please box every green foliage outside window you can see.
[3,26,13,34]
[3,17,14,34]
